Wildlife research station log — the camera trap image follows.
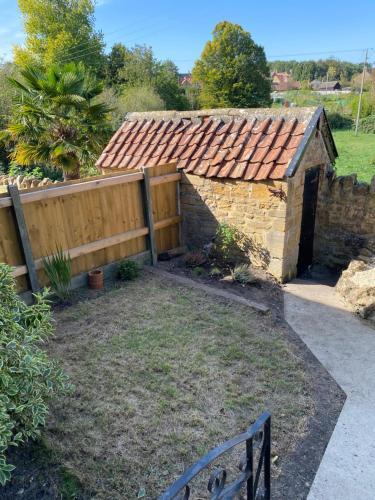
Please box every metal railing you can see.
[159,411,271,500]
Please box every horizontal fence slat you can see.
[11,214,181,278]
[154,215,181,231]
[150,172,181,186]
[0,172,144,208]
[0,171,181,208]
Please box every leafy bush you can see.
[120,85,165,112]
[7,163,62,181]
[192,266,205,276]
[327,112,353,130]
[0,263,70,484]
[213,223,241,264]
[231,264,257,285]
[209,266,222,278]
[183,251,207,268]
[43,248,72,301]
[118,260,140,281]
[358,114,375,134]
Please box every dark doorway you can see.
[297,167,320,275]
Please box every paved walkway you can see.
[284,280,375,500]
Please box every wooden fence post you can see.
[8,185,40,292]
[141,167,157,266]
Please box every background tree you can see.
[192,21,271,108]
[106,43,129,86]
[0,61,18,171]
[114,45,189,110]
[120,86,165,112]
[14,0,105,74]
[3,63,111,180]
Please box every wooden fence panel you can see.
[0,164,181,292]
[149,164,180,253]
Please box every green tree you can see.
[0,62,18,170]
[14,0,105,73]
[154,60,189,110]
[106,43,129,86]
[116,45,189,110]
[3,63,111,180]
[119,85,165,112]
[192,21,271,108]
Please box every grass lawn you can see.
[37,271,313,498]
[332,130,375,183]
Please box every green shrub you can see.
[231,264,257,285]
[192,266,205,276]
[0,263,70,484]
[327,112,353,130]
[214,223,241,264]
[183,250,207,268]
[118,260,140,281]
[43,248,72,301]
[358,114,375,134]
[209,266,222,278]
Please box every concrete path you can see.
[284,280,375,500]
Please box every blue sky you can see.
[1,0,374,72]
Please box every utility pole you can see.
[355,48,368,135]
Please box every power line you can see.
[173,48,374,64]
[55,12,168,61]
[57,23,174,65]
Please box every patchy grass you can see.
[42,272,312,498]
[333,130,375,183]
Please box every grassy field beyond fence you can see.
[333,131,375,183]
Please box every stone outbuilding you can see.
[96,107,337,281]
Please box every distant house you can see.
[271,72,301,92]
[179,74,193,86]
[311,80,342,92]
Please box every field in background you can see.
[333,131,375,183]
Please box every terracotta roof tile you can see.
[254,162,276,180]
[244,162,262,180]
[229,162,247,179]
[96,110,315,180]
[217,160,236,178]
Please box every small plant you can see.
[0,263,71,484]
[118,259,140,281]
[209,266,222,278]
[214,223,241,264]
[43,247,72,301]
[183,250,207,268]
[193,266,205,276]
[231,264,257,285]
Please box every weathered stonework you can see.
[180,132,332,281]
[0,174,58,190]
[314,173,375,268]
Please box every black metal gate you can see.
[297,167,320,275]
[159,412,271,500]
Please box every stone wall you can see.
[180,173,289,278]
[314,173,375,268]
[180,130,332,281]
[0,174,58,190]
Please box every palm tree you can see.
[4,63,111,180]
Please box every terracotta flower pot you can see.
[88,268,104,290]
